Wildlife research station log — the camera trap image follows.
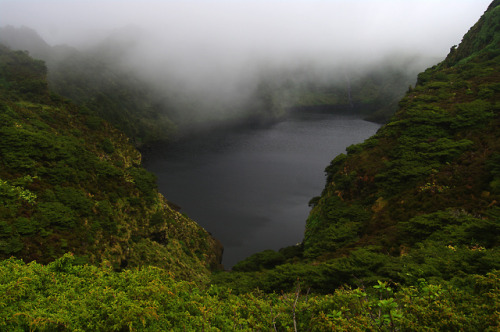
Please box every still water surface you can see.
[144,113,380,268]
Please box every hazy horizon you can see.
[1,1,491,52]
[0,0,493,123]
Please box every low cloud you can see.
[0,0,492,121]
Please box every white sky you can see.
[0,0,493,96]
[1,0,491,54]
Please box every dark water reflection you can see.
[144,114,380,267]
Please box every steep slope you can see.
[215,1,500,293]
[0,45,222,280]
[304,1,500,259]
[1,3,500,330]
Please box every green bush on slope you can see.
[301,1,500,260]
[0,44,222,279]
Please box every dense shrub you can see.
[0,44,221,274]
[2,255,498,331]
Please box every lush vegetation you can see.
[213,0,500,313]
[1,1,500,330]
[0,45,222,280]
[1,254,498,331]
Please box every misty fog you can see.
[0,0,491,123]
[0,0,494,266]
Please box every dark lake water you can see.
[144,113,380,268]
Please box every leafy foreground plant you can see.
[0,254,498,331]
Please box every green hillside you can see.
[214,0,500,293]
[0,45,222,281]
[1,1,499,330]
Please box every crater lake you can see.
[144,113,380,268]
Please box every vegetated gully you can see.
[143,111,380,268]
